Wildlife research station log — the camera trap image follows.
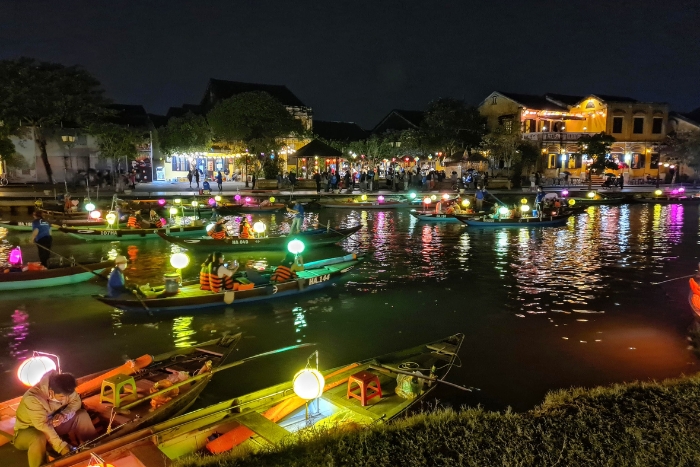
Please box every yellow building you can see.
[479,92,670,183]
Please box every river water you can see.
[0,204,697,420]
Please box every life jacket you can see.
[199,263,211,290]
[208,264,234,292]
[271,265,296,283]
[209,229,226,240]
[239,225,253,239]
[127,216,138,228]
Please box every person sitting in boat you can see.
[107,255,134,297]
[208,219,227,240]
[209,252,239,292]
[271,252,304,283]
[13,371,97,467]
[239,218,254,239]
[200,254,214,290]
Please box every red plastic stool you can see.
[347,370,382,406]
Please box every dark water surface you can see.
[0,204,698,419]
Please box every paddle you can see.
[118,342,316,412]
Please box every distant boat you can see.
[48,333,465,467]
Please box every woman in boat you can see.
[208,219,227,240]
[270,252,304,283]
[209,252,239,293]
[239,218,254,239]
[200,254,214,290]
[30,210,52,267]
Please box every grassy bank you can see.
[177,374,700,467]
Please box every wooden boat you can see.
[217,203,285,214]
[459,212,572,227]
[0,334,241,463]
[57,224,205,241]
[47,333,464,467]
[95,254,362,312]
[157,225,362,252]
[0,260,113,291]
[319,199,412,209]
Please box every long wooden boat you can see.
[157,225,362,252]
[0,260,112,291]
[47,333,464,467]
[57,224,205,241]
[459,212,572,227]
[95,254,362,312]
[319,200,412,209]
[0,334,241,464]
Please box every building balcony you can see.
[523,132,596,142]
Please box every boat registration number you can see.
[308,274,331,285]
[100,230,118,236]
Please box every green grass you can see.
[176,374,700,467]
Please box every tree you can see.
[578,133,616,189]
[0,57,110,182]
[156,113,211,157]
[420,98,485,166]
[208,92,303,182]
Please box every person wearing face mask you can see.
[13,371,96,467]
[107,255,131,297]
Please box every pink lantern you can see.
[158,199,166,206]
[377,195,384,202]
[234,194,241,202]
[208,198,216,206]
[9,247,22,266]
[561,190,569,197]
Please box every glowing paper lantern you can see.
[85,203,95,212]
[423,197,432,205]
[288,239,305,255]
[158,199,166,206]
[461,199,470,207]
[170,253,190,269]
[253,221,266,233]
[269,197,276,203]
[498,207,509,215]
[9,247,22,265]
[292,369,325,400]
[521,204,530,212]
[17,356,56,387]
[654,189,662,196]
[587,192,595,198]
[106,212,117,225]
[89,210,101,219]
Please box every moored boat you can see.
[156,225,362,252]
[47,333,464,467]
[459,212,572,227]
[0,334,241,464]
[95,254,362,312]
[57,224,205,241]
[0,260,113,291]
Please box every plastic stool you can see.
[347,370,382,406]
[100,374,137,408]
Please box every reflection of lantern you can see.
[158,199,166,206]
[253,221,266,233]
[521,204,530,212]
[170,253,190,269]
[293,369,325,400]
[89,210,101,219]
[587,192,595,198]
[106,212,117,225]
[85,202,95,212]
[17,355,57,387]
[461,199,470,207]
[288,239,305,255]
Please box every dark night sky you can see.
[1,0,699,128]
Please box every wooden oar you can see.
[369,363,477,392]
[119,342,316,412]
[33,242,108,281]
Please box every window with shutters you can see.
[633,117,644,134]
[612,116,623,133]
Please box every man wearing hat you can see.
[107,256,130,297]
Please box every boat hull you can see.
[95,257,361,312]
[157,225,361,252]
[0,261,112,291]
